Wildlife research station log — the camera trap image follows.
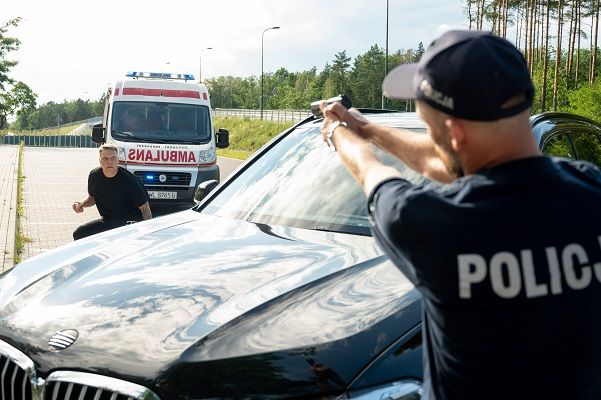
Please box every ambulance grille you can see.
[134,171,191,186]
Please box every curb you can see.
[5,171,16,270]
[1,146,19,272]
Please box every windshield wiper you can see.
[141,138,172,144]
[113,130,136,137]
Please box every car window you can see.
[202,122,438,235]
[570,129,601,167]
[542,133,575,159]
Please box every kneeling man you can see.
[72,144,152,240]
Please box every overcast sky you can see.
[4,0,466,104]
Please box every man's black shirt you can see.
[368,156,601,400]
[88,166,149,222]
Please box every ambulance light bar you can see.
[126,71,195,81]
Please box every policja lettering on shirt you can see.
[458,235,601,299]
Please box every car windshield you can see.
[111,101,212,144]
[201,117,440,235]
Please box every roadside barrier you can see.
[1,135,98,148]
[213,108,312,122]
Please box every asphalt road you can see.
[148,155,243,216]
[217,156,244,181]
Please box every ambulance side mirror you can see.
[194,179,219,203]
[216,128,229,149]
[91,123,106,144]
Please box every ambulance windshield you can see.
[112,102,212,144]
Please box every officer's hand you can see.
[72,201,84,213]
[319,102,368,137]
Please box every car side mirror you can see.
[91,123,105,144]
[216,128,229,149]
[194,179,219,203]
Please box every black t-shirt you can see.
[88,166,149,221]
[368,156,601,400]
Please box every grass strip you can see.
[14,141,31,264]
[213,116,292,160]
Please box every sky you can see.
[3,0,467,105]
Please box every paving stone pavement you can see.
[10,147,239,263]
[0,145,19,272]
[21,147,99,261]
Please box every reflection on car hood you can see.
[0,210,418,390]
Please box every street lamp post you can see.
[261,26,280,120]
[382,0,389,109]
[199,47,213,83]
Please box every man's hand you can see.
[73,195,95,213]
[317,101,403,195]
[319,102,369,144]
[72,201,84,213]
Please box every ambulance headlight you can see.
[117,147,127,161]
[198,148,216,164]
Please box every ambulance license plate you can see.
[148,191,177,200]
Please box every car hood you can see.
[0,210,419,396]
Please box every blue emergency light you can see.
[146,175,155,181]
[126,71,195,81]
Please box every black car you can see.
[531,112,601,168]
[0,110,598,400]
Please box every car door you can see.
[569,127,601,167]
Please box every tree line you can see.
[466,0,601,119]
[3,2,601,130]
[205,43,424,112]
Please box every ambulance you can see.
[91,71,229,205]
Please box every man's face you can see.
[417,103,464,178]
[99,149,118,177]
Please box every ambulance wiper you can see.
[113,130,136,137]
[142,138,171,144]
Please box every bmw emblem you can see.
[159,174,167,183]
[48,329,79,352]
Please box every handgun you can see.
[310,95,352,118]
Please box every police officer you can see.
[320,30,601,399]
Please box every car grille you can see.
[144,185,190,191]
[134,171,192,186]
[45,380,138,400]
[0,339,161,400]
[0,354,34,400]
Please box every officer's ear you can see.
[446,118,466,152]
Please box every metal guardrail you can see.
[2,135,98,148]
[55,116,103,129]
[213,108,312,123]
[1,110,308,147]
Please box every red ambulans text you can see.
[127,149,197,163]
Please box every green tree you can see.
[0,17,37,129]
[349,45,385,108]
[0,81,36,128]
[562,78,601,122]
[324,51,351,98]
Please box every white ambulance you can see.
[91,71,229,205]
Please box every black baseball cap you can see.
[382,30,534,121]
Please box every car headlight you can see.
[198,147,216,164]
[117,146,127,161]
